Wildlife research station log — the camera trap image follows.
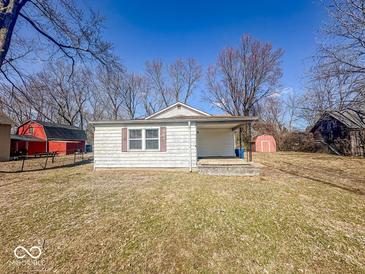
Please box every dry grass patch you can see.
[0,153,364,273]
[255,152,365,194]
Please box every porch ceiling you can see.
[195,116,257,129]
[197,122,242,129]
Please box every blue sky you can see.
[88,0,326,113]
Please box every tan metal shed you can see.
[0,113,13,161]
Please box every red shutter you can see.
[122,128,127,152]
[160,127,166,152]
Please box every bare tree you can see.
[97,64,126,120]
[144,58,201,114]
[28,62,91,127]
[122,73,144,119]
[169,58,201,103]
[0,84,35,123]
[0,0,28,66]
[301,72,342,125]
[319,0,365,155]
[0,0,111,68]
[145,60,170,109]
[255,95,287,149]
[285,91,301,131]
[141,85,160,117]
[0,0,113,106]
[302,47,364,126]
[206,34,284,116]
[320,0,365,76]
[308,0,365,113]
[88,83,108,122]
[260,96,285,131]
[0,60,94,127]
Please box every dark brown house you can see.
[310,109,365,156]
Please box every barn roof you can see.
[33,120,86,141]
[0,113,13,125]
[311,109,365,131]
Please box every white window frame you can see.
[145,128,160,151]
[127,128,160,151]
[128,128,143,151]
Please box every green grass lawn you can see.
[0,153,364,273]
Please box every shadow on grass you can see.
[264,164,364,196]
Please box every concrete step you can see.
[198,163,262,176]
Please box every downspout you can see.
[188,121,192,172]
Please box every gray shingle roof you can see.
[327,109,365,129]
[33,120,86,141]
[311,109,365,132]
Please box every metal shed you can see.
[0,113,13,161]
[255,135,277,153]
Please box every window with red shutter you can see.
[121,128,127,152]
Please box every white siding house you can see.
[92,102,257,170]
[94,123,197,168]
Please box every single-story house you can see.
[11,120,86,156]
[92,102,258,170]
[310,109,365,156]
[0,113,13,161]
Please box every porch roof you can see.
[11,134,44,142]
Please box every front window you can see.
[129,129,142,150]
[146,129,159,150]
[128,128,159,151]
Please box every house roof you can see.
[93,102,257,125]
[145,102,211,119]
[91,115,258,125]
[26,120,86,141]
[311,109,365,132]
[0,113,13,125]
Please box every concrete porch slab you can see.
[197,158,262,176]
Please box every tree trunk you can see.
[0,0,27,67]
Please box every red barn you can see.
[11,120,86,156]
[255,135,277,153]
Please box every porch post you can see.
[248,122,253,162]
[239,127,242,149]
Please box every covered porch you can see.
[194,116,260,176]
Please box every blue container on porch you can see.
[235,148,244,159]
